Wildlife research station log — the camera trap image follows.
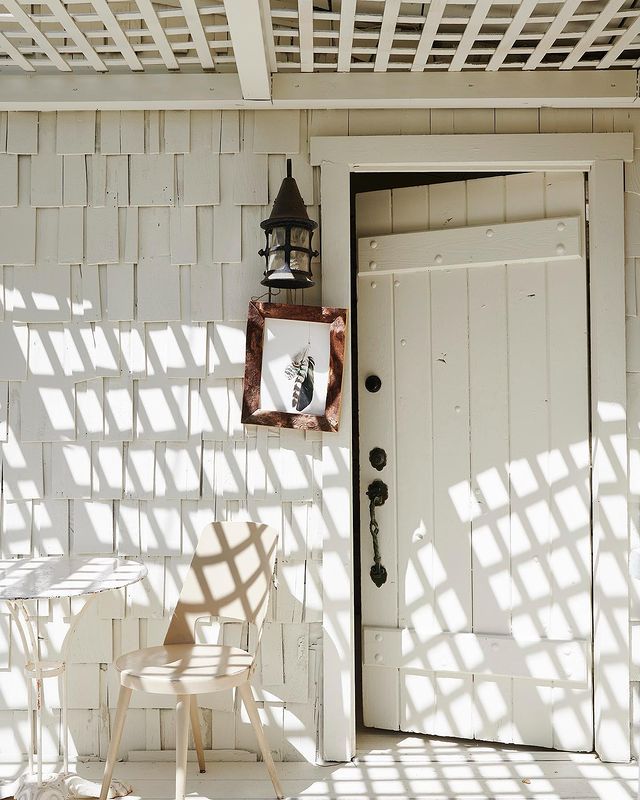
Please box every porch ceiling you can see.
[3,1,640,101]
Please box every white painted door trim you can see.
[313,132,634,764]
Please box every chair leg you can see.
[238,682,284,800]
[99,685,132,800]
[175,695,190,800]
[190,696,206,773]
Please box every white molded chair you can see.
[99,521,283,800]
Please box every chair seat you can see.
[116,644,254,695]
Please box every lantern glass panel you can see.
[270,226,287,247]
[267,248,286,272]
[290,226,310,249]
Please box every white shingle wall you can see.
[0,109,322,763]
[2,106,640,761]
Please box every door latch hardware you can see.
[367,479,388,587]
[365,374,382,393]
[369,447,387,471]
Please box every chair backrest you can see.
[164,521,278,646]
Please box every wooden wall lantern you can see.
[242,301,347,432]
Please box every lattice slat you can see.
[270,0,640,74]
[0,1,233,73]
[1,1,640,76]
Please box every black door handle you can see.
[367,480,388,587]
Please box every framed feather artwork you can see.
[242,301,347,432]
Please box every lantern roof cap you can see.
[261,159,317,231]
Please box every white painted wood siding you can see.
[0,106,639,763]
[0,109,322,764]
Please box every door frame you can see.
[311,132,634,764]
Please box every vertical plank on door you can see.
[393,270,434,635]
[466,175,513,743]
[428,181,472,739]
[355,190,399,728]
[505,172,553,748]
[544,172,592,751]
[389,185,437,734]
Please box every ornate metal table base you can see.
[6,597,129,800]
[14,772,131,800]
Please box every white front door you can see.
[356,173,593,750]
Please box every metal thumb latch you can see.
[367,479,388,587]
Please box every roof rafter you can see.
[0,28,33,71]
[298,0,314,73]
[43,0,107,71]
[90,0,143,71]
[374,0,401,73]
[179,0,215,69]
[525,0,582,70]
[449,0,492,71]
[337,0,356,72]
[486,0,538,71]
[562,0,625,70]
[411,0,446,72]
[223,0,270,100]
[1,0,70,71]
[600,11,640,68]
[135,0,180,70]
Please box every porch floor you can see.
[1,729,637,800]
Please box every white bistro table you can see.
[0,556,147,800]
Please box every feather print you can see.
[295,356,315,411]
[285,346,315,411]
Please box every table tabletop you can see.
[0,556,147,601]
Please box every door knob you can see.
[369,447,387,471]
[365,374,382,393]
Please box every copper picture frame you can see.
[242,301,347,432]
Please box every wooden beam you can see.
[0,71,635,111]
[411,0,446,71]
[43,0,107,72]
[179,0,214,70]
[90,0,143,71]
[272,71,637,109]
[311,133,634,170]
[337,0,356,73]
[223,0,270,100]
[320,158,355,763]
[357,216,582,274]
[561,0,625,70]
[135,0,179,70]
[260,0,277,73]
[1,0,70,72]
[449,0,491,72]
[588,158,631,763]
[486,0,538,71]
[374,0,401,73]
[298,0,314,73]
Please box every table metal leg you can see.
[5,596,131,800]
[61,668,68,774]
[35,674,43,786]
[27,675,34,775]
